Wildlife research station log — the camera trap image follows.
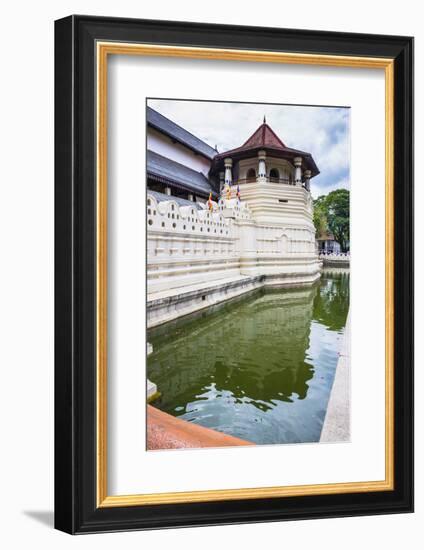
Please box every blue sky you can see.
[148,99,350,199]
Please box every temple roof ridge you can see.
[147,106,217,160]
[240,120,287,150]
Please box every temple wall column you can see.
[294,156,303,185]
[224,158,233,186]
[304,169,312,191]
[258,150,267,182]
[219,171,225,194]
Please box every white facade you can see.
[318,239,341,254]
[147,127,212,176]
[147,181,321,326]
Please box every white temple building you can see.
[146,107,321,326]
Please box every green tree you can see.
[325,189,350,252]
[313,189,350,252]
[313,195,328,237]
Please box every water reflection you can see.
[147,270,350,445]
[313,269,350,331]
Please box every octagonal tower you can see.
[210,117,319,226]
[209,118,320,282]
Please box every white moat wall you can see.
[147,182,321,326]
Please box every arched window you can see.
[269,168,280,181]
[246,168,256,182]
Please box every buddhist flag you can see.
[236,184,241,201]
[208,192,213,211]
[226,185,231,200]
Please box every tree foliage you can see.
[313,189,350,252]
[313,195,328,238]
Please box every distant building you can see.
[317,232,341,254]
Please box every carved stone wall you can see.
[147,191,320,300]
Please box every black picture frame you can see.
[55,15,413,534]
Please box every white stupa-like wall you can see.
[147,181,321,327]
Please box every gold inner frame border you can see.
[96,42,394,508]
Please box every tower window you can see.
[270,168,280,180]
[246,168,256,181]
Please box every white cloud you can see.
[148,99,350,194]
[310,176,350,200]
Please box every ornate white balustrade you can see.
[319,252,350,259]
[319,252,350,266]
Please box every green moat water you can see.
[147,270,349,445]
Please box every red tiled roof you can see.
[211,119,320,177]
[241,122,287,150]
[214,121,290,159]
[317,232,336,241]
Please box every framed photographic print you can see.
[54,15,414,534]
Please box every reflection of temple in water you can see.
[148,285,317,412]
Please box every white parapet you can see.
[319,252,350,267]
